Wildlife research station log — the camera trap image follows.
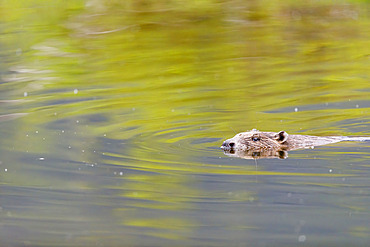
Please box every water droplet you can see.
[74,89,78,94]
[24,92,28,97]
[294,107,298,112]
[39,157,45,161]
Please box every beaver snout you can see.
[221,140,235,150]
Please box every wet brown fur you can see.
[221,129,346,151]
[221,129,346,159]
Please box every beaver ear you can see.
[275,131,288,143]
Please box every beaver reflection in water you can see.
[221,129,370,159]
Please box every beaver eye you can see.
[252,137,260,142]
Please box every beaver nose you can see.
[221,140,235,150]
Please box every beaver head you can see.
[220,129,289,152]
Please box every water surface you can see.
[0,1,369,246]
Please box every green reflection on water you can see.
[1,0,369,246]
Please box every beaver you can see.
[221,129,370,159]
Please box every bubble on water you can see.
[329,169,333,173]
[294,107,298,112]
[355,104,359,108]
[74,89,78,94]
[35,130,39,134]
[16,48,22,56]
[39,157,45,161]
[4,168,8,172]
[119,172,123,176]
[24,92,28,97]
[298,235,306,242]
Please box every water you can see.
[0,1,369,246]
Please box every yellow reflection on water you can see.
[1,0,369,246]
